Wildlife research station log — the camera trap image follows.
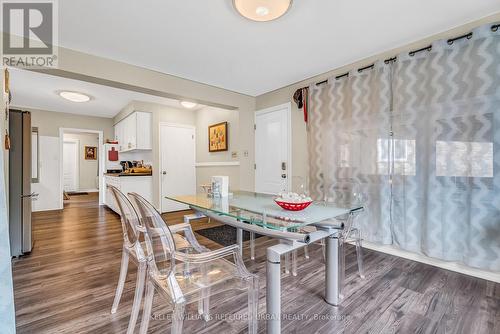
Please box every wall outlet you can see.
[243,150,249,157]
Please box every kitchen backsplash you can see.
[119,150,153,166]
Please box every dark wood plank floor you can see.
[12,193,500,333]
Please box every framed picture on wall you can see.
[84,146,97,160]
[208,121,228,152]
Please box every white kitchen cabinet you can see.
[103,175,153,214]
[136,112,152,149]
[114,121,124,150]
[114,111,152,152]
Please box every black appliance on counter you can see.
[120,161,133,172]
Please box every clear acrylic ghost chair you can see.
[109,186,208,334]
[286,183,365,278]
[128,192,259,334]
[108,185,149,334]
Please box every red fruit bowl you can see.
[274,199,313,211]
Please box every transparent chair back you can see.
[108,185,148,334]
[110,185,144,251]
[127,191,178,288]
[128,192,259,334]
[285,180,365,279]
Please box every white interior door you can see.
[255,103,291,194]
[160,124,196,212]
[63,140,79,192]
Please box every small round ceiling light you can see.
[180,101,198,109]
[58,91,91,103]
[233,0,292,22]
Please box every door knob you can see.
[281,174,287,179]
[162,171,167,175]
[21,192,39,199]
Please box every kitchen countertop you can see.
[104,173,152,177]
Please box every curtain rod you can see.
[297,24,498,90]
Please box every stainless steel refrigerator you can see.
[9,109,34,256]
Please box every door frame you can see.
[59,128,104,209]
[62,138,80,192]
[158,122,196,213]
[254,102,292,193]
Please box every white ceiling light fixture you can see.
[233,0,292,22]
[57,90,92,103]
[180,101,197,109]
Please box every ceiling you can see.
[9,68,202,118]
[57,1,500,96]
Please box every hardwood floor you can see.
[12,194,500,333]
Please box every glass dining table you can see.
[166,191,363,334]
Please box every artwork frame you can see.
[208,121,228,152]
[84,146,97,160]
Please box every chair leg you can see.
[250,232,255,260]
[127,261,147,334]
[198,287,211,321]
[139,280,155,334]
[183,248,191,278]
[354,230,365,279]
[111,249,129,314]
[197,263,210,321]
[248,277,259,334]
[304,245,310,259]
[284,253,290,274]
[171,302,186,334]
[320,239,326,261]
[291,250,298,277]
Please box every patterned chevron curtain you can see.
[308,61,394,244]
[307,23,500,271]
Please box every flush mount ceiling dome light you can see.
[57,91,92,103]
[233,0,292,22]
[180,101,198,109]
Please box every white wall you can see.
[64,132,99,191]
[195,106,240,190]
[27,108,113,211]
[196,106,239,163]
[32,136,60,212]
[114,101,196,208]
[28,107,114,138]
[113,102,246,204]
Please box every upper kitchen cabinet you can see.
[114,111,152,152]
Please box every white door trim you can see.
[59,128,104,209]
[158,122,196,213]
[63,138,80,192]
[254,102,292,193]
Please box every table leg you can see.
[266,250,281,334]
[325,234,344,306]
[236,227,243,257]
[183,211,206,224]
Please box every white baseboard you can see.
[32,206,62,212]
[76,189,99,193]
[356,240,500,283]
